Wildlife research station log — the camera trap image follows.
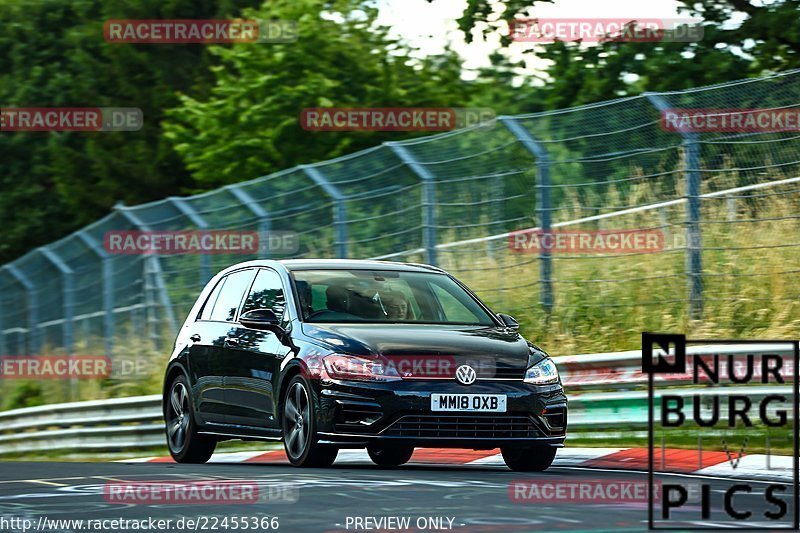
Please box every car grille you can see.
[541,405,567,435]
[332,400,383,431]
[383,414,540,439]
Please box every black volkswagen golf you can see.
[162,259,567,470]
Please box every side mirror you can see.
[497,313,519,329]
[240,308,281,330]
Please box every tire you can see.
[367,444,414,467]
[165,374,216,464]
[501,445,557,472]
[282,375,338,467]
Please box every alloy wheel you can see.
[284,382,310,459]
[167,381,190,452]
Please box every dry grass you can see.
[448,173,800,355]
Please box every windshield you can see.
[290,269,497,326]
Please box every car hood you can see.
[300,323,537,377]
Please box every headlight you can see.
[322,354,401,382]
[523,358,559,385]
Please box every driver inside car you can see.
[382,289,411,320]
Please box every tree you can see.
[455,0,800,108]
[0,0,262,263]
[164,0,479,188]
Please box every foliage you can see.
[456,0,800,109]
[164,0,482,188]
[0,0,263,263]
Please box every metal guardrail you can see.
[0,395,162,454]
[0,343,793,455]
[559,342,796,390]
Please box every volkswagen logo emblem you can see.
[455,364,477,385]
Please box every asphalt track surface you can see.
[0,455,794,533]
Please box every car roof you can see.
[219,258,445,275]
[280,259,444,272]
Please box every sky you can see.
[375,0,697,79]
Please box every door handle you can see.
[189,334,201,342]
[224,337,240,347]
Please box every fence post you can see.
[76,231,114,359]
[301,165,348,259]
[487,176,505,260]
[645,93,703,319]
[0,286,5,356]
[227,185,272,259]
[726,196,737,222]
[114,204,179,345]
[385,142,438,266]
[4,265,39,355]
[37,248,75,357]
[499,117,554,313]
[168,197,212,286]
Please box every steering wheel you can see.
[305,309,334,320]
[305,309,361,320]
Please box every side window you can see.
[430,283,481,323]
[208,269,256,322]
[241,269,286,318]
[198,277,226,321]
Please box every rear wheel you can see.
[282,375,338,467]
[165,375,216,463]
[501,445,557,472]
[367,444,414,467]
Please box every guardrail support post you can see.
[386,143,438,266]
[4,265,39,355]
[168,197,212,286]
[301,165,348,259]
[645,93,703,319]
[499,117,554,313]
[227,184,272,259]
[114,204,179,345]
[77,231,115,359]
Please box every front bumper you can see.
[312,378,567,448]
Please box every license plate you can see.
[430,393,507,412]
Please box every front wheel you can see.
[367,444,414,467]
[501,445,557,472]
[282,375,338,467]
[165,375,216,463]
